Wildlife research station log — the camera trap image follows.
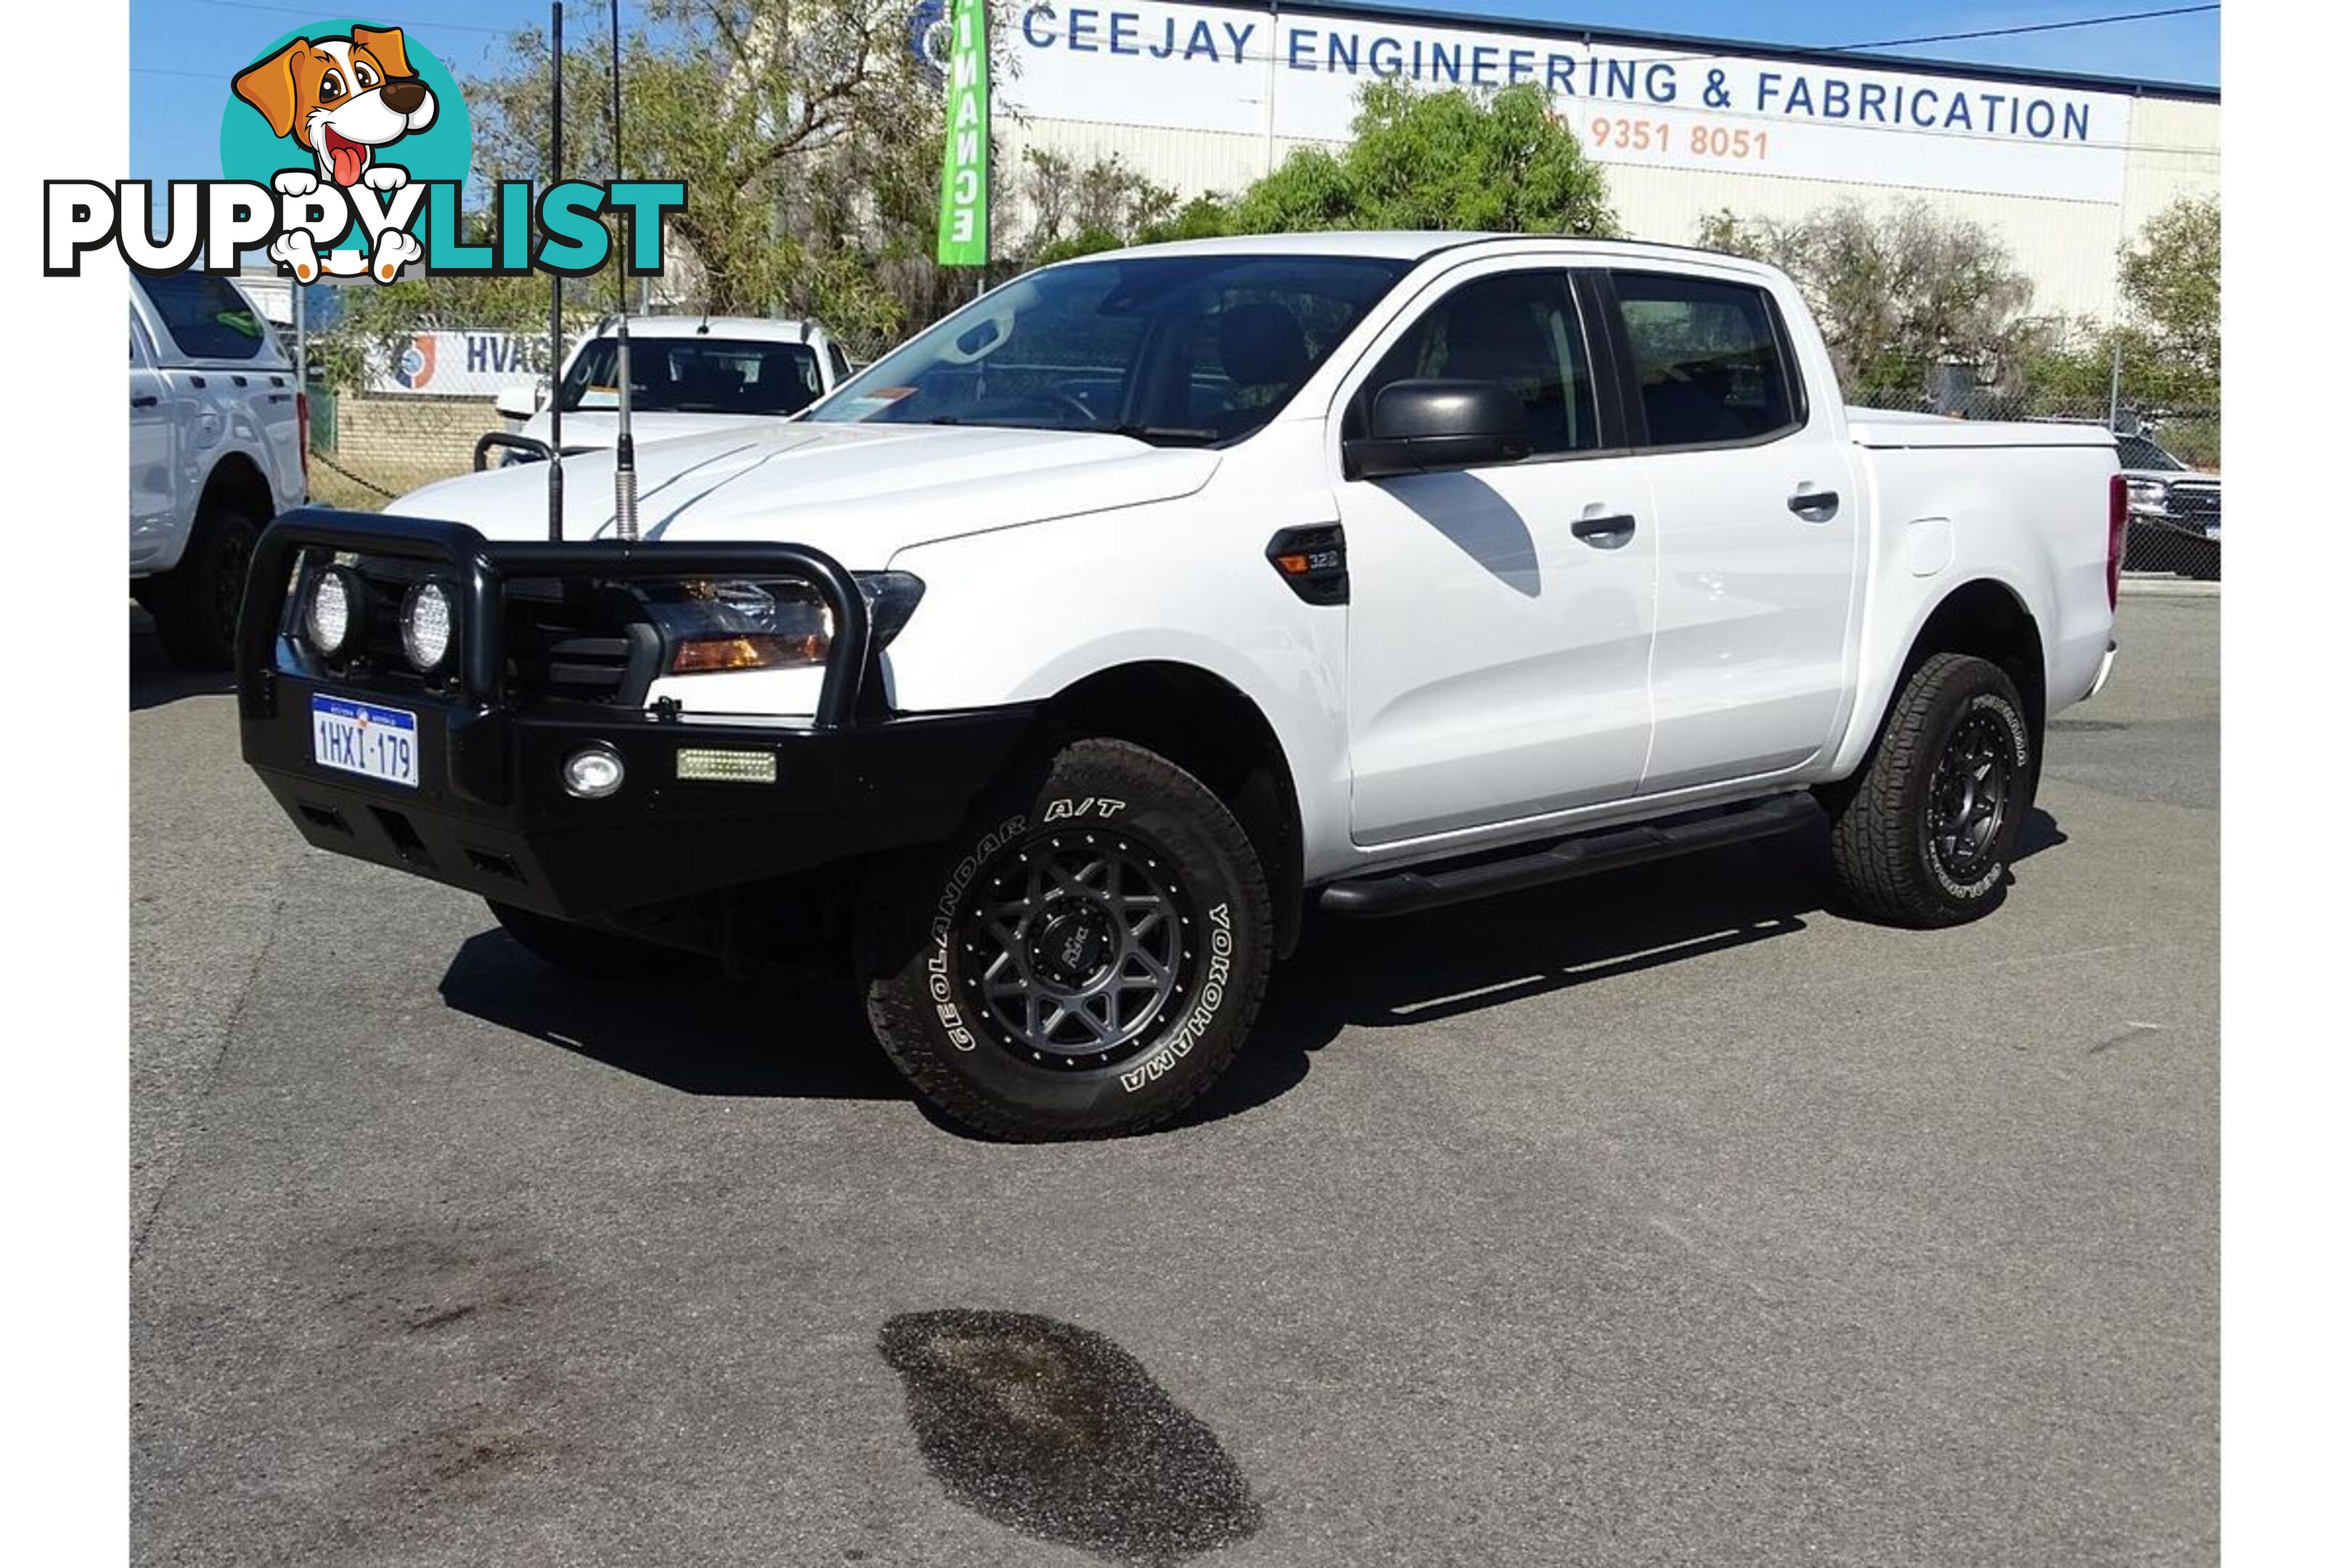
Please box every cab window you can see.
[1611,272,1799,448]
[136,271,269,362]
[1347,270,1598,455]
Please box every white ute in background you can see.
[492,315,854,458]
[240,234,2127,1140]
[131,271,307,668]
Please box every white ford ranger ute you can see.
[234,234,2125,1140]
[132,271,308,667]
[486,314,854,460]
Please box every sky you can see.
[130,0,2221,192]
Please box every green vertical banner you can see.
[935,0,990,267]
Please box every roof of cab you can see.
[583,315,826,342]
[1074,230,1775,274]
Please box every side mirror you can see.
[1344,380,1531,481]
[493,386,539,422]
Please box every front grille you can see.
[503,579,661,706]
[2166,482,2221,529]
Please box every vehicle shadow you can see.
[437,932,914,1103]
[1184,805,2066,1127]
[129,605,233,711]
[1196,830,1829,1123]
[434,807,2067,1135]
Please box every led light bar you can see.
[674,748,778,785]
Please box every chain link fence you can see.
[304,389,499,509]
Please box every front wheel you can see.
[861,738,1273,1140]
[1824,653,2035,928]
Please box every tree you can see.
[2117,194,2219,396]
[1009,81,1621,259]
[454,0,1004,348]
[1015,149,1177,266]
[2010,195,2219,461]
[1207,80,1617,237]
[1696,200,2034,406]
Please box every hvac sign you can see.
[1005,0,2136,204]
[372,331,547,396]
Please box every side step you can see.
[1316,793,1821,919]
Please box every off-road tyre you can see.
[860,738,1273,1141]
[488,900,709,979]
[1824,652,2035,928]
[148,494,264,670]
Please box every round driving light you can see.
[401,578,454,671]
[561,743,626,799]
[305,567,358,656]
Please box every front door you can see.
[1337,263,1659,846]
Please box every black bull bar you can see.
[235,507,873,731]
[229,509,1028,922]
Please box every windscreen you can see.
[2115,434,2186,472]
[560,337,825,417]
[809,253,1412,446]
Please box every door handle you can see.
[130,393,159,408]
[1570,513,1637,548]
[1787,489,1839,520]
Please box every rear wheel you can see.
[1824,653,2035,928]
[861,738,1273,1140]
[148,494,262,670]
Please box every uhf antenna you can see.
[608,0,639,543]
[546,1,564,542]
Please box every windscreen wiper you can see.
[1096,422,1220,446]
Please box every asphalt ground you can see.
[130,591,2218,1567]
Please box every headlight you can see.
[638,572,924,675]
[401,578,454,671]
[2126,478,2168,513]
[304,565,362,656]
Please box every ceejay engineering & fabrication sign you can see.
[1002,0,2137,205]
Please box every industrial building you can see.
[995,0,2220,321]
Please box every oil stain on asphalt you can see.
[880,1310,1262,1564]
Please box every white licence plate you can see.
[311,694,419,788]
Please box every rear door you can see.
[1596,269,1860,792]
[1336,260,1658,845]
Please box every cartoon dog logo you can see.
[232,25,437,282]
[233,25,436,191]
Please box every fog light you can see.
[401,578,454,671]
[676,747,777,784]
[306,566,360,656]
[561,743,626,799]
